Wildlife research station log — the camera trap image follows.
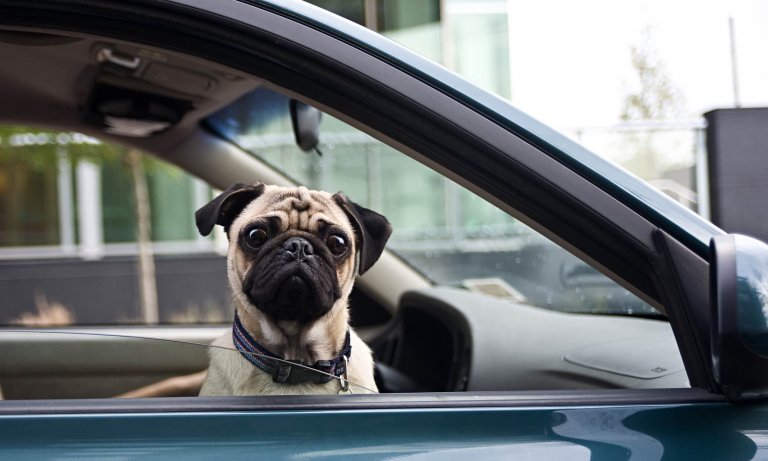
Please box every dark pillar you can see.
[705,108,768,241]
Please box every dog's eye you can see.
[326,234,348,256]
[244,228,268,249]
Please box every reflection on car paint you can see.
[317,441,591,461]
[552,408,663,460]
[3,404,765,460]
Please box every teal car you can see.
[1,1,768,459]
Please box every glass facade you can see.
[0,127,203,251]
[445,2,510,99]
[306,0,509,95]
[0,150,60,247]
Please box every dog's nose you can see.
[282,237,314,260]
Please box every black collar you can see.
[232,312,351,386]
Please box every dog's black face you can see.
[195,183,392,324]
[239,220,351,322]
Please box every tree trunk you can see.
[126,149,159,324]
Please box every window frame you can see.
[0,0,719,409]
[0,387,723,416]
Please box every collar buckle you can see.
[338,355,350,392]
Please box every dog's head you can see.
[195,183,391,323]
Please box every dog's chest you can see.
[201,331,343,396]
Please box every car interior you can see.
[0,26,688,400]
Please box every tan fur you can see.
[200,185,378,395]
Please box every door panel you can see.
[0,327,221,399]
[0,397,761,460]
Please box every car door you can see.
[1,1,768,459]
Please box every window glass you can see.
[0,129,64,247]
[101,155,198,243]
[101,158,136,243]
[0,154,60,247]
[446,11,510,99]
[149,163,197,242]
[206,89,657,316]
[305,0,365,26]
[0,126,230,327]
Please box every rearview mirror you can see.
[710,234,768,400]
[289,99,322,153]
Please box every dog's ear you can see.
[195,183,265,237]
[333,193,392,275]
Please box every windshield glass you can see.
[204,87,658,317]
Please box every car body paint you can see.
[0,402,765,460]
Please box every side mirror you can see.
[710,234,768,400]
[289,99,322,153]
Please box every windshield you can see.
[205,87,658,316]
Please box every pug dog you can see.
[195,183,391,395]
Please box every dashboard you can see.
[372,288,688,393]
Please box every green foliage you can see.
[0,125,166,173]
[0,126,114,169]
[621,28,685,122]
[618,28,688,180]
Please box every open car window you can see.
[0,18,691,401]
[0,111,687,401]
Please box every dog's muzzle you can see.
[245,235,340,322]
